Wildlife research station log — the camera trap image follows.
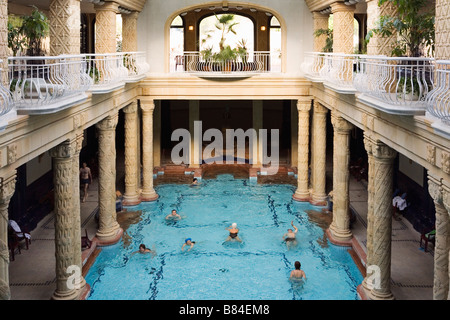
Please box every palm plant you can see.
[214,14,239,51]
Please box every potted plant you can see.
[213,45,237,72]
[365,0,435,57]
[19,6,49,57]
[313,28,333,53]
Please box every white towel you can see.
[392,196,407,211]
[9,220,31,240]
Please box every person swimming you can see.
[131,244,156,257]
[181,238,196,252]
[289,261,306,282]
[165,209,182,220]
[225,222,242,242]
[282,221,298,249]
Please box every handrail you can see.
[426,60,450,125]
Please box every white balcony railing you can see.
[84,53,129,94]
[426,61,450,138]
[171,51,282,76]
[301,52,327,82]
[8,55,92,115]
[354,56,435,115]
[0,61,14,130]
[320,53,358,94]
[123,52,150,82]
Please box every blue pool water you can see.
[85,174,363,300]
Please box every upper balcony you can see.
[169,51,282,79]
[4,51,149,117]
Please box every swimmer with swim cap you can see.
[181,238,195,252]
[225,222,242,242]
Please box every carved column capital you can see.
[96,113,118,131]
[331,113,353,133]
[140,99,155,113]
[296,98,312,113]
[123,101,138,114]
[49,139,75,159]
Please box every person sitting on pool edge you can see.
[282,221,298,249]
[225,222,242,242]
[182,238,195,252]
[290,261,306,282]
[131,244,156,257]
[165,209,182,220]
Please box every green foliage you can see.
[314,28,333,53]
[365,0,435,57]
[214,14,239,51]
[7,7,49,56]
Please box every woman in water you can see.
[225,223,242,242]
[181,238,196,252]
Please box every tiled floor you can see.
[7,168,435,300]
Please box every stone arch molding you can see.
[163,1,287,72]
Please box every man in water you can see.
[165,209,182,220]
[181,238,195,252]
[131,244,156,257]
[290,261,306,281]
[282,221,298,249]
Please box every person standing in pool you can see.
[282,221,298,249]
[165,209,182,220]
[225,222,242,242]
[290,261,306,281]
[181,238,195,252]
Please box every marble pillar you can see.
[328,113,353,242]
[50,139,79,300]
[293,98,312,202]
[95,114,122,243]
[369,140,397,300]
[331,2,356,54]
[94,2,119,54]
[310,101,328,206]
[49,0,81,55]
[428,175,450,300]
[366,0,398,56]
[122,11,139,52]
[123,102,141,206]
[313,11,330,52]
[140,99,158,201]
[0,170,16,300]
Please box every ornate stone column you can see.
[123,102,141,206]
[328,113,353,242]
[50,139,78,300]
[369,140,397,300]
[71,133,85,292]
[140,99,158,201]
[94,2,119,54]
[95,114,122,243]
[49,0,81,55]
[0,0,8,86]
[293,98,312,202]
[436,0,450,60]
[331,2,356,54]
[310,101,328,205]
[361,133,376,292]
[313,11,330,52]
[0,170,16,300]
[428,175,450,300]
[122,11,139,52]
[366,0,398,56]
[290,101,298,168]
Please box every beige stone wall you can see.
[436,0,450,59]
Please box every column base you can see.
[77,283,91,300]
[368,289,395,300]
[51,288,79,300]
[357,284,370,300]
[326,228,353,246]
[122,194,142,206]
[140,191,159,202]
[309,195,328,206]
[95,227,123,246]
[292,191,310,202]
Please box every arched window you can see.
[270,16,281,53]
[170,15,184,54]
[199,14,254,53]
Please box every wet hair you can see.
[294,261,301,270]
[172,209,177,213]
[139,244,146,250]
[193,178,198,182]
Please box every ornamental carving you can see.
[7,144,17,165]
[427,144,436,166]
[441,151,450,174]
